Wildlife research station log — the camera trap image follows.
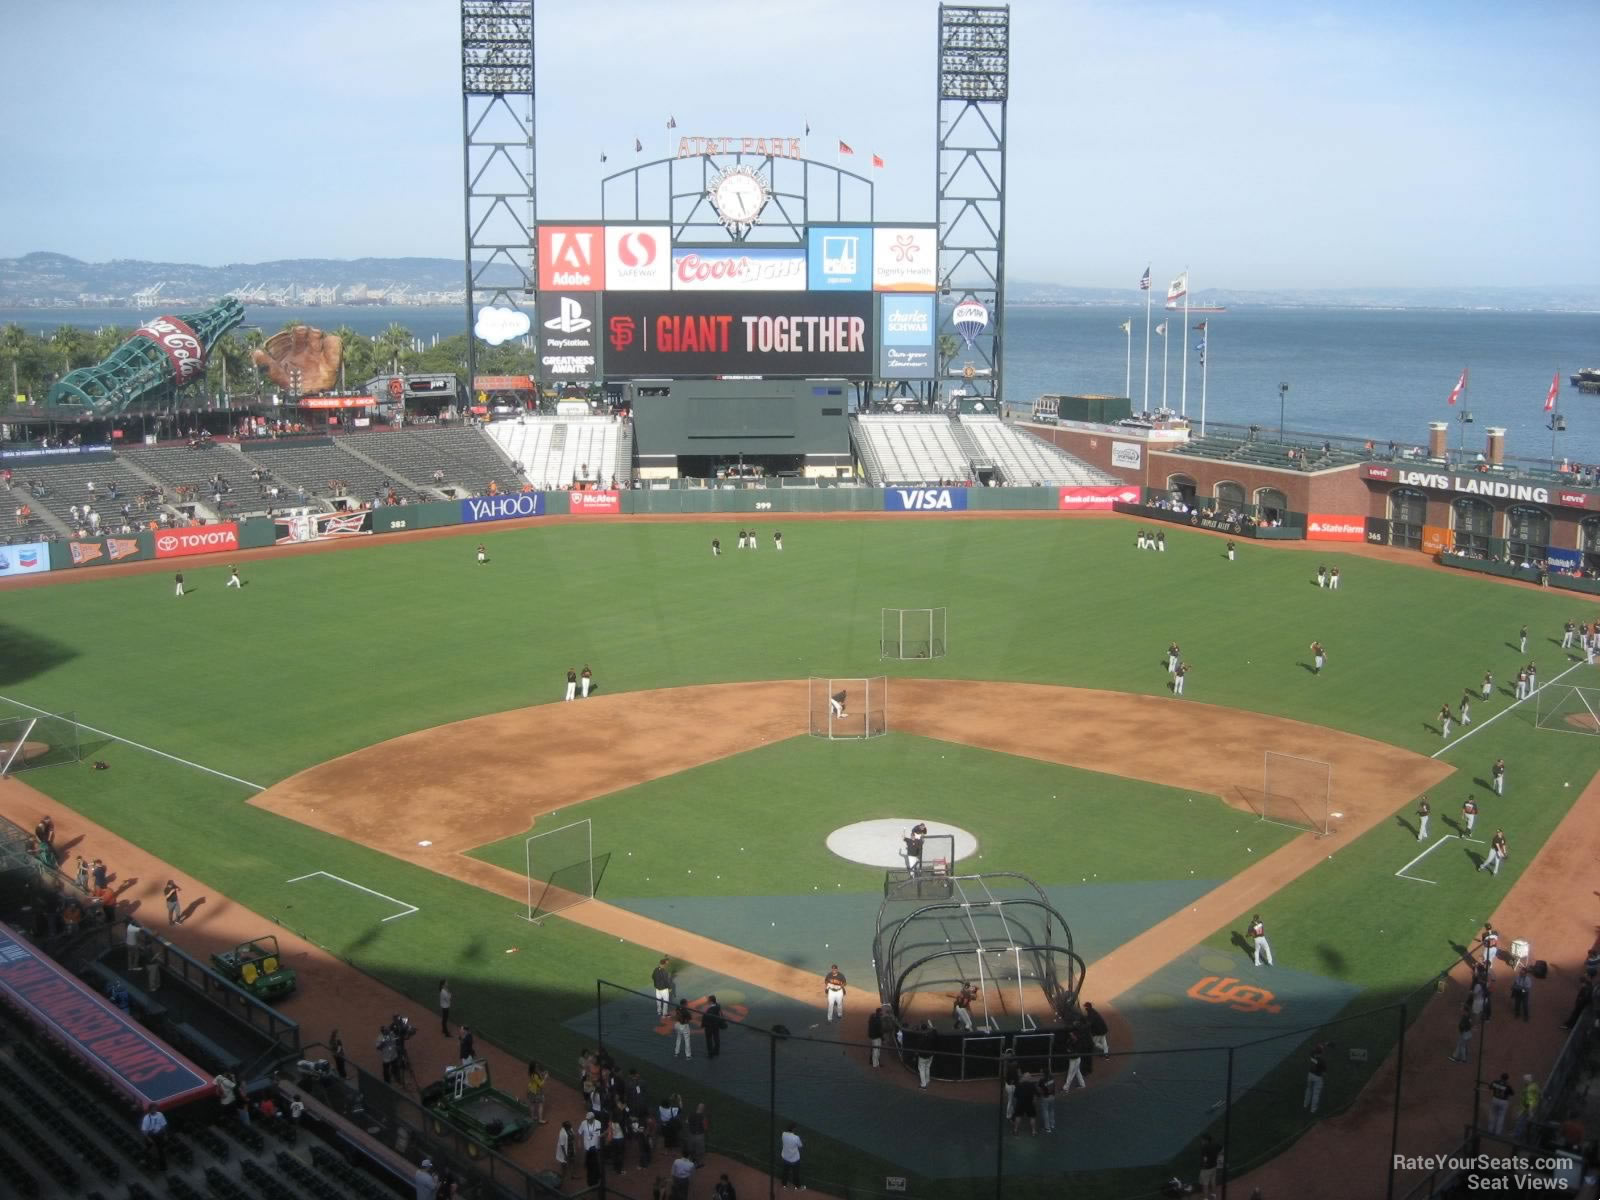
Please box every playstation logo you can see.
[543,297,592,334]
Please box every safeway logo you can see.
[885,487,968,512]
[616,231,658,267]
[605,225,671,290]
[154,523,240,559]
[543,298,591,334]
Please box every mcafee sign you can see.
[569,490,621,514]
[154,523,239,559]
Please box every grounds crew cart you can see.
[422,1058,533,1151]
[210,935,297,1001]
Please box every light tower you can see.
[935,5,1010,412]
[460,1,536,396]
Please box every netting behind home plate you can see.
[873,870,1085,1035]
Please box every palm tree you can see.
[332,325,363,392]
[377,323,414,375]
[50,325,91,375]
[1,323,28,403]
[936,333,960,378]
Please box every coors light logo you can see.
[135,316,206,384]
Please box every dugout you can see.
[627,378,853,480]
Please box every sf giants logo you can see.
[653,995,749,1037]
[1187,976,1282,1014]
[609,316,637,351]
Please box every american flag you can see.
[1139,267,1151,291]
[667,116,677,129]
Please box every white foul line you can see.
[1430,658,1587,760]
[1395,834,1458,885]
[0,693,265,791]
[286,871,418,921]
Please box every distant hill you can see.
[1,251,1594,313]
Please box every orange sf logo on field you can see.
[1186,976,1283,1014]
[654,996,751,1037]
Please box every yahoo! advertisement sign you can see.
[460,493,546,524]
[671,248,807,292]
[884,487,969,512]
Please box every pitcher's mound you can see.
[826,819,977,868]
[1565,713,1600,732]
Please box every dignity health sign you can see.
[0,541,48,577]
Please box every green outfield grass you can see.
[4,515,1600,1194]
[469,732,1294,896]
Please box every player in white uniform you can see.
[823,965,846,1021]
[1249,914,1274,966]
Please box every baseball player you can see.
[1137,529,1148,551]
[1329,567,1340,590]
[1492,758,1506,796]
[1460,690,1472,726]
[1173,661,1189,696]
[829,689,847,719]
[651,957,673,1018]
[951,982,977,1031]
[1479,829,1508,875]
[902,823,928,874]
[1167,641,1180,674]
[1226,540,1236,561]
[564,668,578,702]
[174,572,185,598]
[1304,1044,1328,1114]
[1562,620,1576,650]
[580,665,593,699]
[1438,704,1453,739]
[1462,796,1478,836]
[711,537,721,557]
[1156,531,1165,552]
[1249,914,1273,966]
[476,544,487,564]
[1481,671,1494,701]
[748,527,758,551]
[1316,564,1327,588]
[1514,668,1528,701]
[1481,924,1500,964]
[1527,661,1538,692]
[1519,624,1528,654]
[1309,641,1326,674]
[737,529,747,549]
[1416,796,1431,841]
[773,531,783,551]
[226,565,242,589]
[823,964,847,1021]
[1588,634,1597,666]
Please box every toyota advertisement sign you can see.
[879,295,935,378]
[154,523,240,559]
[605,226,672,291]
[671,247,807,292]
[807,227,872,290]
[603,292,873,378]
[538,293,602,379]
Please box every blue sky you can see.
[1,0,1595,288]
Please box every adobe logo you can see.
[539,226,603,291]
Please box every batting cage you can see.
[523,817,603,923]
[1255,750,1333,836]
[872,870,1086,1080]
[881,607,947,660]
[808,676,887,740]
[0,711,81,776]
[1535,683,1600,735]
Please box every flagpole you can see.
[1142,277,1152,412]
[1124,322,1132,402]
[1179,279,1190,418]
[1200,323,1209,437]
[1160,322,1169,412]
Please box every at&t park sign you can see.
[677,136,803,159]
[1363,464,1598,510]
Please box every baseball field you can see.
[3,513,1598,1198]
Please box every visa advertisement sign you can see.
[879,294,935,378]
[807,227,872,290]
[884,487,969,512]
[0,541,48,577]
[460,493,546,524]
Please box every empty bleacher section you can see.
[957,415,1118,485]
[118,443,258,517]
[8,454,162,534]
[236,438,401,504]
[346,426,522,497]
[1164,433,1371,473]
[851,414,972,485]
[486,416,626,489]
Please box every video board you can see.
[603,292,872,378]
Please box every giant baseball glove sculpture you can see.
[251,326,344,393]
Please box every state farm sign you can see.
[154,523,239,559]
[1306,514,1365,542]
